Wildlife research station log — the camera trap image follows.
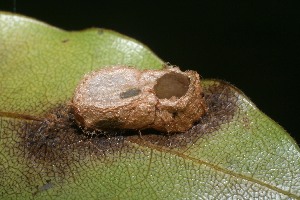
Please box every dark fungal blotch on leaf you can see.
[72,66,207,133]
[13,80,238,189]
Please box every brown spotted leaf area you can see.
[0,12,299,200]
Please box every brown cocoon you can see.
[72,66,207,133]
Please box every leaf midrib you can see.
[126,140,300,199]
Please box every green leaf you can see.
[0,12,299,200]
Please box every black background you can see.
[1,1,299,144]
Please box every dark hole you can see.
[172,112,178,118]
[154,72,190,99]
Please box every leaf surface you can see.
[0,12,299,200]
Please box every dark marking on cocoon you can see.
[120,88,141,99]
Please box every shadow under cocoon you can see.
[15,80,237,187]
